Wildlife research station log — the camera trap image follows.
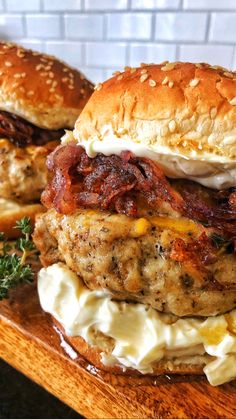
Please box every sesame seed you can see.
[49,87,55,93]
[3,43,13,50]
[162,76,169,85]
[112,71,120,76]
[45,65,51,71]
[117,75,123,81]
[168,81,174,88]
[210,107,217,119]
[49,72,54,78]
[27,91,34,96]
[14,73,21,78]
[189,78,199,87]
[161,62,176,71]
[5,61,12,67]
[229,97,236,105]
[130,68,136,74]
[19,86,25,93]
[62,77,68,83]
[17,50,24,58]
[52,81,58,87]
[63,67,69,72]
[36,64,44,71]
[149,79,156,87]
[141,68,148,74]
[195,63,203,68]
[169,120,176,133]
[46,79,52,84]
[0,71,3,76]
[94,83,102,91]
[40,72,48,77]
[214,65,228,72]
[140,74,148,83]
[54,94,63,101]
[68,85,74,89]
[224,71,234,79]
[69,72,74,79]
[80,88,85,94]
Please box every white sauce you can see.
[60,129,236,190]
[38,263,236,386]
[80,137,236,190]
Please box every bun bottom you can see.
[0,198,45,238]
[53,319,205,377]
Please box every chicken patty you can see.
[0,139,58,203]
[33,208,236,317]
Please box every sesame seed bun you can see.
[0,42,94,130]
[74,62,236,160]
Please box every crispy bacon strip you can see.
[170,233,218,267]
[42,143,236,240]
[0,110,63,147]
[43,142,84,213]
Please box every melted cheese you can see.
[149,216,200,235]
[38,263,236,387]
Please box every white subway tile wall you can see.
[65,14,104,40]
[0,1,236,83]
[43,0,82,12]
[6,0,40,12]
[155,13,207,41]
[107,13,152,40]
[26,14,61,38]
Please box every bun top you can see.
[0,42,94,129]
[74,62,236,160]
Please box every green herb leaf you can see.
[0,217,35,300]
[14,217,32,235]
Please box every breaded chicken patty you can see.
[33,208,236,317]
[0,139,58,203]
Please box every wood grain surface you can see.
[0,281,235,419]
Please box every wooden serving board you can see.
[0,281,236,419]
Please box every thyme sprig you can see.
[0,217,36,300]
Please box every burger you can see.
[0,41,93,237]
[34,62,236,386]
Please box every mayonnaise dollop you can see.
[38,263,236,386]
[61,129,236,190]
[81,138,236,190]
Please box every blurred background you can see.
[0,0,235,83]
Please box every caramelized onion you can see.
[0,110,63,147]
